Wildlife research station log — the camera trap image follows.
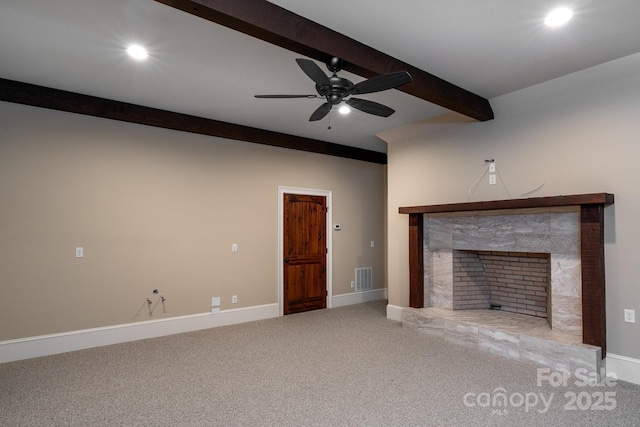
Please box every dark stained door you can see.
[283,193,327,315]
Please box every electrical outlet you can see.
[75,247,84,258]
[232,295,238,304]
[489,174,496,185]
[624,309,636,323]
[351,281,355,288]
[232,243,238,252]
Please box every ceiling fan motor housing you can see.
[316,76,353,105]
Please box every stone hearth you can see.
[402,307,601,374]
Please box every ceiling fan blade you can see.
[255,94,318,98]
[346,98,395,117]
[296,58,331,87]
[309,103,331,121]
[351,71,412,95]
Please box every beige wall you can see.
[0,102,386,341]
[385,53,640,360]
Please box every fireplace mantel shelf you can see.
[399,192,614,357]
[399,193,614,215]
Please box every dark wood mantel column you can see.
[399,193,614,357]
[580,204,607,356]
[408,214,424,308]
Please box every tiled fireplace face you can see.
[423,207,582,338]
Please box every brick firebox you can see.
[453,250,550,321]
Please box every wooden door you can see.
[283,193,327,315]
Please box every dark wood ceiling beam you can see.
[154,0,494,122]
[0,78,386,164]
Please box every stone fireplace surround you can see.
[425,207,581,335]
[399,193,613,374]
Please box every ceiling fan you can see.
[255,57,412,122]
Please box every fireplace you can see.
[399,193,613,368]
[423,206,583,337]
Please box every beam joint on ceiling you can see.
[0,78,387,164]
[154,0,494,122]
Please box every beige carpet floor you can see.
[1,300,639,426]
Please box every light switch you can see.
[232,243,238,252]
[211,297,220,306]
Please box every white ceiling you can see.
[1,0,640,153]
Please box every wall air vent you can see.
[355,267,373,292]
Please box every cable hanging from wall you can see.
[467,159,511,201]
[466,159,545,201]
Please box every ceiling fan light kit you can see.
[126,44,149,60]
[255,57,412,122]
[545,7,573,27]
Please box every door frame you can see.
[278,186,332,316]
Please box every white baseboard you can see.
[0,303,279,364]
[386,304,404,322]
[605,353,640,385]
[332,288,387,308]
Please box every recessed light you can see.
[544,7,573,27]
[338,105,351,115]
[126,44,148,60]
